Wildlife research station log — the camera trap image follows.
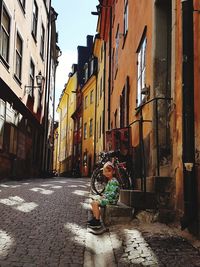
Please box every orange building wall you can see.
[172,0,200,215]
[110,0,153,145]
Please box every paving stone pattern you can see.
[0,178,91,267]
[1,177,200,267]
[109,222,200,267]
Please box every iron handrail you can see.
[129,97,173,192]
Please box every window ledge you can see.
[0,56,10,70]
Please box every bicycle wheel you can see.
[118,167,133,189]
[91,167,107,195]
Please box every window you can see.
[89,119,93,137]
[79,116,82,129]
[0,6,10,64]
[124,0,128,36]
[0,100,5,150]
[40,24,45,59]
[73,144,76,156]
[115,25,119,75]
[137,37,147,106]
[112,48,115,91]
[9,125,17,154]
[84,63,88,82]
[29,60,35,97]
[15,33,23,81]
[84,122,87,139]
[114,109,118,128]
[85,95,88,109]
[120,77,129,128]
[90,90,94,104]
[99,116,102,138]
[100,77,103,99]
[32,1,38,39]
[90,59,94,76]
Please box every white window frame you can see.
[0,5,10,64]
[29,59,35,97]
[32,1,38,39]
[15,32,23,81]
[137,37,147,106]
[115,25,119,75]
[40,23,45,59]
[124,0,128,36]
[84,63,88,82]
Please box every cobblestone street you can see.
[109,222,200,267]
[0,177,90,267]
[1,177,200,267]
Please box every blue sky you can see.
[51,0,98,109]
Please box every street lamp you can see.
[25,71,44,94]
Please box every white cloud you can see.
[55,50,77,108]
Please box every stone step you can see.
[120,190,157,209]
[134,176,173,193]
[101,202,133,226]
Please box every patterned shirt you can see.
[99,178,120,206]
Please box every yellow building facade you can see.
[53,124,59,174]
[93,37,105,160]
[82,72,96,177]
[56,71,77,175]
[57,92,68,175]
[65,73,77,174]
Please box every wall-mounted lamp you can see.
[25,71,44,94]
[91,11,99,15]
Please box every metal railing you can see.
[129,97,173,192]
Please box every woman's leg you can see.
[91,200,101,220]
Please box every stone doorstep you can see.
[119,190,175,224]
[134,176,173,193]
[101,202,133,226]
[120,190,157,209]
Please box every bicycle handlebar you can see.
[99,150,120,158]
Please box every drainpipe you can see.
[65,92,69,174]
[108,6,112,130]
[181,0,197,230]
[103,41,106,149]
[42,1,52,175]
[94,58,98,167]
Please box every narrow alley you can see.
[1,177,200,267]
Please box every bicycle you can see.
[91,150,133,195]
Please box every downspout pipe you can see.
[94,59,98,167]
[108,6,112,130]
[42,1,52,175]
[181,0,197,230]
[103,41,106,149]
